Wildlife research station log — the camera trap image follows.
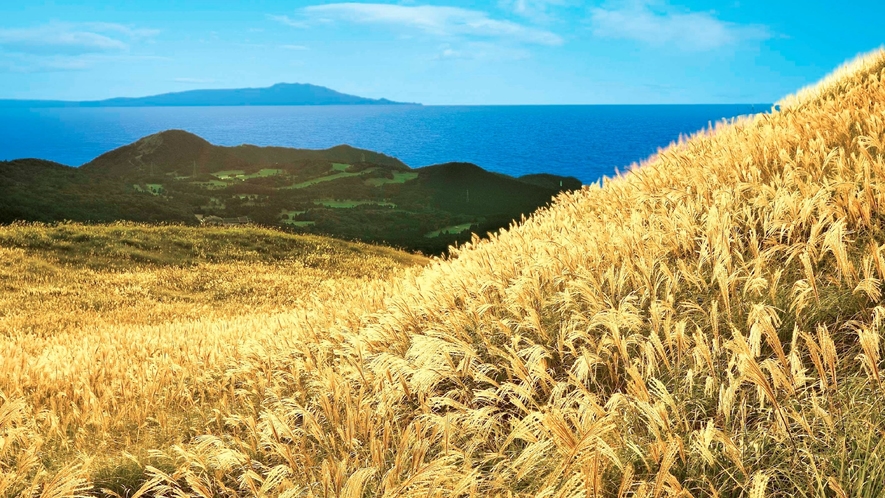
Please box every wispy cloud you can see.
[588,1,770,51]
[499,0,569,22]
[81,22,160,39]
[434,42,530,61]
[1,53,167,73]
[0,26,126,55]
[0,22,157,56]
[284,3,563,46]
[268,14,309,29]
[0,22,160,72]
[280,44,309,50]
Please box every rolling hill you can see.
[1,130,580,254]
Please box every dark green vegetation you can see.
[0,130,580,254]
[0,82,417,107]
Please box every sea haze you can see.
[0,104,768,184]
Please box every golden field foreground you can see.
[0,224,427,496]
[0,223,425,334]
[4,48,885,496]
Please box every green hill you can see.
[1,130,580,254]
[80,129,408,175]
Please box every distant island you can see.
[0,130,578,254]
[0,83,419,108]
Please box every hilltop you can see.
[4,50,885,496]
[1,130,579,254]
[0,82,418,107]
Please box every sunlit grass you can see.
[3,49,885,497]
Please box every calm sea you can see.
[0,104,768,184]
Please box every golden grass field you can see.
[4,48,885,496]
[0,224,426,496]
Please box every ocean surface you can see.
[0,104,769,184]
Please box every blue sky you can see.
[0,1,882,104]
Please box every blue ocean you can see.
[0,104,768,183]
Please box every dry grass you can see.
[0,224,426,497]
[5,48,885,496]
[0,223,423,334]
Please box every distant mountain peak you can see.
[143,129,207,141]
[134,129,210,155]
[80,129,409,174]
[0,83,419,108]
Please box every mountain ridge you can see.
[0,82,419,108]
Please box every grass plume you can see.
[4,48,885,496]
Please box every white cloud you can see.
[0,27,126,55]
[280,44,309,50]
[82,23,160,39]
[434,42,530,61]
[500,0,569,22]
[0,22,157,56]
[0,22,160,73]
[295,3,563,46]
[589,1,769,51]
[268,14,309,29]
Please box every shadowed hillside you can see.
[3,50,885,496]
[2,131,579,254]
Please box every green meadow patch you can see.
[249,168,284,178]
[212,169,283,181]
[424,223,473,238]
[283,167,377,189]
[314,199,396,208]
[212,170,245,180]
[365,171,419,186]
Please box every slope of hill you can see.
[0,82,418,107]
[0,223,425,336]
[0,158,195,223]
[2,131,579,254]
[4,50,885,497]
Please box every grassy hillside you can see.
[0,223,425,335]
[3,49,885,496]
[0,223,427,497]
[0,159,195,223]
[2,132,579,254]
